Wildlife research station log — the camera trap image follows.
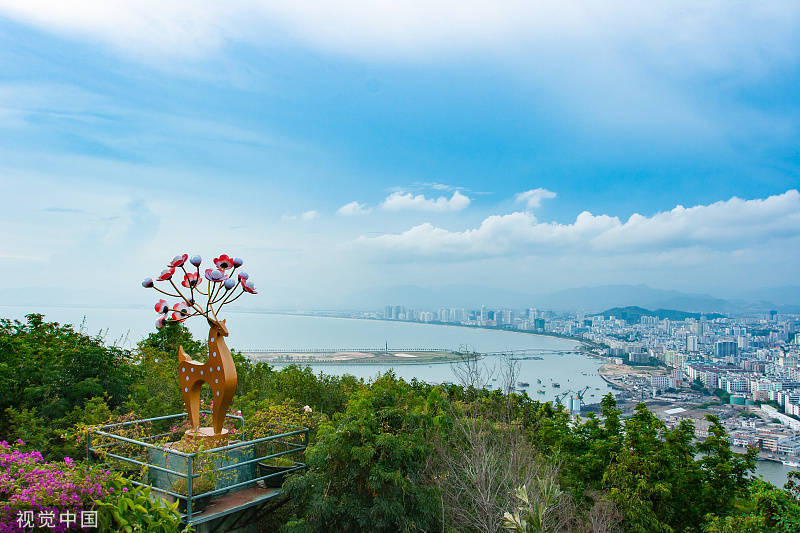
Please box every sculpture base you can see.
[185,427,229,448]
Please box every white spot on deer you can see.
[210,337,215,342]
[213,352,216,357]
[190,368,194,373]
[216,391,220,396]
[184,388,188,393]
[217,366,220,371]
[215,379,218,384]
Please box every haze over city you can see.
[1,2,799,310]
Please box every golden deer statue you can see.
[143,253,257,445]
[178,318,237,441]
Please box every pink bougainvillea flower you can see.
[142,277,154,288]
[169,253,188,267]
[242,280,257,294]
[156,316,166,328]
[171,301,191,321]
[233,257,244,267]
[190,255,202,266]
[157,267,175,281]
[205,268,228,283]
[214,254,235,270]
[182,272,201,288]
[238,272,249,282]
[155,299,169,314]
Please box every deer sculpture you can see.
[178,318,236,438]
[142,253,258,443]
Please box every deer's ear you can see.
[221,319,227,325]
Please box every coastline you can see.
[244,310,596,351]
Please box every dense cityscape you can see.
[375,303,800,465]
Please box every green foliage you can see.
[704,479,800,533]
[598,403,756,533]
[712,388,731,403]
[94,476,187,533]
[0,314,138,458]
[502,479,563,533]
[282,372,444,532]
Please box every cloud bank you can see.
[359,190,800,260]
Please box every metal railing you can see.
[86,412,309,522]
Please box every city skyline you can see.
[1,3,799,309]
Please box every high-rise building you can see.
[737,336,749,350]
[714,340,737,358]
[687,335,698,352]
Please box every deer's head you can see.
[208,318,230,337]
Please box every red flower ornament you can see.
[154,299,168,314]
[242,280,257,294]
[169,254,188,268]
[171,301,191,321]
[157,267,175,281]
[214,254,235,270]
[182,272,201,288]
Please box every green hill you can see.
[596,305,725,323]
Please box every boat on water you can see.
[552,383,561,388]
[537,379,541,384]
[783,460,800,468]
[537,390,545,394]
[518,381,530,387]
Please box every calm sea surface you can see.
[1,304,795,486]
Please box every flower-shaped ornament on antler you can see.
[142,254,256,329]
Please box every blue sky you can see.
[1,2,799,308]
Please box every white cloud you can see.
[337,201,371,216]
[515,188,557,209]
[0,1,796,74]
[382,190,470,212]
[359,190,800,260]
[282,210,318,221]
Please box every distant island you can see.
[597,305,726,324]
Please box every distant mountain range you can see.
[596,306,726,324]
[341,283,800,315]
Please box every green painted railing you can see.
[86,411,308,523]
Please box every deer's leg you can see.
[211,387,235,435]
[183,383,200,432]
